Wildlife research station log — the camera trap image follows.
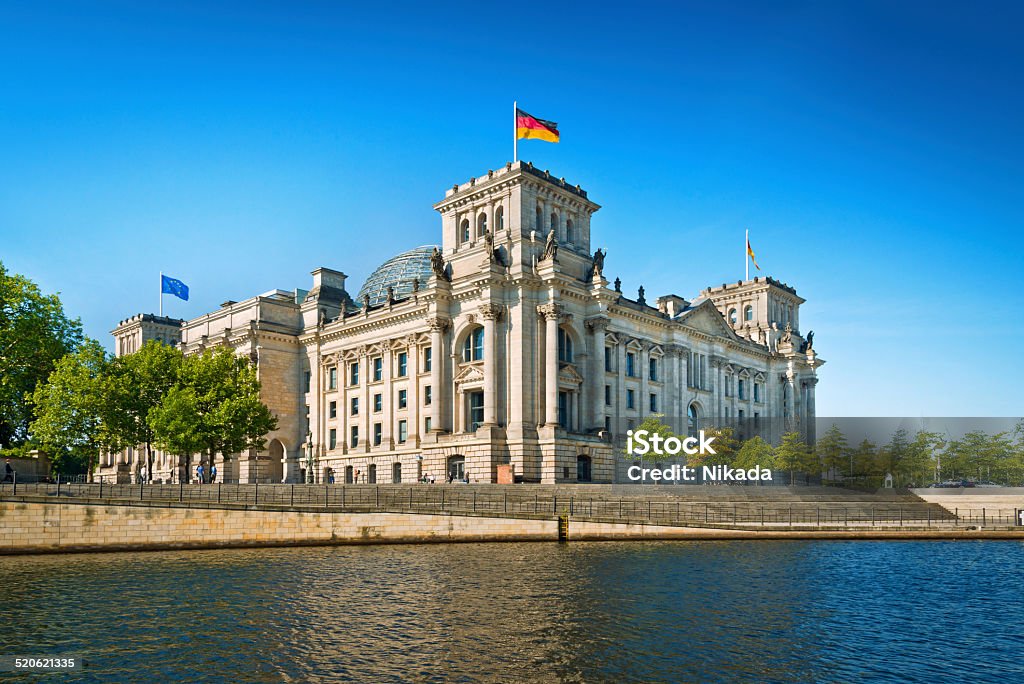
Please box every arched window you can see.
[566,218,574,243]
[687,403,700,436]
[447,455,466,482]
[557,327,573,363]
[495,205,504,231]
[728,308,738,325]
[550,212,558,233]
[744,305,753,322]
[460,218,470,243]
[462,327,484,362]
[536,206,542,230]
[477,212,487,237]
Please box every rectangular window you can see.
[738,379,746,400]
[398,389,407,409]
[604,416,611,432]
[604,384,611,406]
[726,406,731,418]
[329,401,337,419]
[328,367,337,390]
[304,371,311,394]
[424,385,432,406]
[424,416,432,433]
[424,347,432,372]
[397,352,408,377]
[373,393,382,412]
[626,389,635,409]
[398,419,408,444]
[329,429,337,450]
[373,423,382,446]
[350,397,359,415]
[650,393,657,412]
[626,352,636,377]
[350,426,359,448]
[469,391,484,430]
[649,358,657,381]
[349,362,359,386]
[605,347,613,372]
[558,391,570,429]
[373,357,383,382]
[754,383,761,402]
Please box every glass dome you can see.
[357,245,438,307]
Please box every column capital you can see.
[536,303,563,321]
[426,316,451,333]
[479,303,502,321]
[584,315,610,332]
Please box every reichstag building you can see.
[96,161,823,484]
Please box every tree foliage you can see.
[28,339,109,474]
[816,423,849,478]
[0,262,83,447]
[733,435,776,471]
[774,431,818,484]
[148,347,277,481]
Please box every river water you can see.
[0,541,1022,682]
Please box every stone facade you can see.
[95,161,823,485]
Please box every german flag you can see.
[516,108,559,143]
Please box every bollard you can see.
[56,473,61,498]
[553,495,557,514]
[217,483,221,504]
[570,497,574,516]
[290,484,294,507]
[255,482,259,506]
[761,506,765,526]
[179,480,183,502]
[473,491,477,512]
[376,486,379,509]
[12,471,15,496]
[325,485,329,510]
[983,508,986,526]
[504,492,507,513]
[99,478,102,499]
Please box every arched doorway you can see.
[447,455,465,483]
[266,439,285,483]
[345,465,354,484]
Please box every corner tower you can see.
[433,161,601,283]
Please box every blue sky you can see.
[1,1,1021,417]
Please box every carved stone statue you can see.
[543,229,558,261]
[806,330,814,349]
[591,248,606,277]
[781,322,793,344]
[386,285,395,303]
[483,229,495,263]
[637,285,646,306]
[614,277,621,292]
[430,247,450,281]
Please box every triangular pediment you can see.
[678,300,738,340]
[453,363,485,385]
[558,363,585,385]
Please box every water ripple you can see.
[0,541,1022,682]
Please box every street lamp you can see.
[305,431,314,484]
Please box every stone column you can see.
[381,341,393,448]
[538,303,561,427]
[638,343,648,420]
[426,317,449,433]
[408,335,420,444]
[480,304,501,426]
[586,317,608,431]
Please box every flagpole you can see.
[745,230,749,282]
[513,100,518,163]
[159,271,163,316]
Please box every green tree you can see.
[815,424,849,479]
[28,339,109,474]
[774,431,817,485]
[0,262,84,447]
[733,436,776,471]
[149,347,277,482]
[945,430,1018,484]
[902,430,943,486]
[697,425,739,468]
[851,438,879,477]
[104,340,184,482]
[624,414,676,459]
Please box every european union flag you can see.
[161,275,189,301]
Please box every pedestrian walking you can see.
[196,463,204,484]
[3,459,13,483]
[210,464,217,483]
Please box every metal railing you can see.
[1,480,1011,528]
